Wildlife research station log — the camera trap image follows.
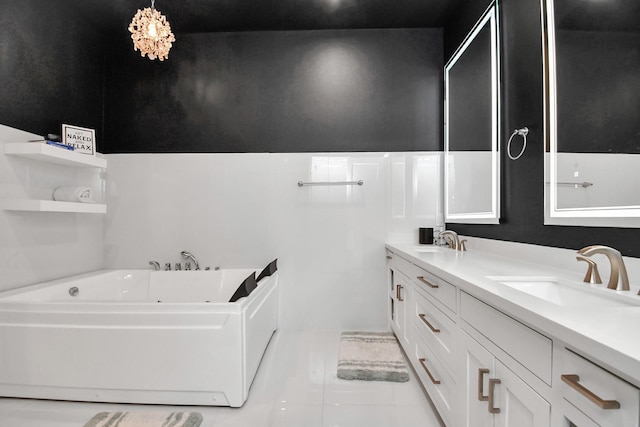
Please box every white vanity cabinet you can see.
[386,248,552,427]
[386,249,460,426]
[385,243,640,427]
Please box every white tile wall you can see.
[556,152,640,209]
[0,125,104,291]
[104,152,443,330]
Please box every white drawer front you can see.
[388,251,414,274]
[410,266,457,314]
[561,349,640,427]
[460,292,552,385]
[413,330,455,427]
[413,286,457,377]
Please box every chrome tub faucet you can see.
[181,251,200,270]
[149,261,161,271]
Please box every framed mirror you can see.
[445,3,500,224]
[543,0,640,227]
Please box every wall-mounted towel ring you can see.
[507,127,529,160]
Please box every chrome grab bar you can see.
[545,181,594,188]
[297,180,363,187]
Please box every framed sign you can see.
[62,124,95,155]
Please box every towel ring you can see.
[507,127,529,160]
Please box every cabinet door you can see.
[395,274,412,348]
[494,359,551,427]
[390,271,409,346]
[461,332,495,427]
[390,268,400,333]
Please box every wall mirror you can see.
[543,0,640,227]
[445,3,500,224]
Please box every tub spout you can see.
[148,261,160,271]
[181,251,200,271]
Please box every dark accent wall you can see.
[556,30,640,154]
[444,0,640,257]
[448,23,493,152]
[0,0,108,148]
[103,29,443,153]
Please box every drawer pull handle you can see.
[386,255,392,259]
[417,276,439,288]
[477,368,490,401]
[418,313,440,333]
[418,358,441,385]
[561,374,621,410]
[396,284,403,301]
[488,378,501,414]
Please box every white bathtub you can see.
[0,268,279,407]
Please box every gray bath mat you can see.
[337,331,409,382]
[83,411,203,427]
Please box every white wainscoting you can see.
[104,152,443,330]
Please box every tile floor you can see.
[0,330,443,427]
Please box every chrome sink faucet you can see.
[577,245,629,291]
[181,251,200,271]
[440,230,466,251]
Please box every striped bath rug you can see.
[337,331,409,382]
[83,411,203,427]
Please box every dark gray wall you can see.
[448,23,493,152]
[445,0,640,257]
[0,0,107,147]
[104,29,443,153]
[556,30,640,154]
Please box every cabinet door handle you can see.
[416,276,439,288]
[396,284,403,301]
[418,313,440,333]
[477,368,490,401]
[418,358,441,385]
[561,374,621,410]
[386,255,392,259]
[488,378,501,414]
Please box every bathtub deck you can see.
[0,330,442,427]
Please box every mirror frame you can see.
[542,0,640,228]
[444,3,501,225]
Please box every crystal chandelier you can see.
[128,0,175,61]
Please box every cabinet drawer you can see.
[410,266,457,314]
[460,292,552,385]
[560,349,640,427]
[413,331,455,427]
[388,251,414,275]
[413,286,457,377]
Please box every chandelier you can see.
[128,0,175,61]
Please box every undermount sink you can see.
[486,276,637,307]
[412,246,441,253]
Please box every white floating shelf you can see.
[3,200,107,214]
[4,143,107,168]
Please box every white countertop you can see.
[385,242,640,388]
